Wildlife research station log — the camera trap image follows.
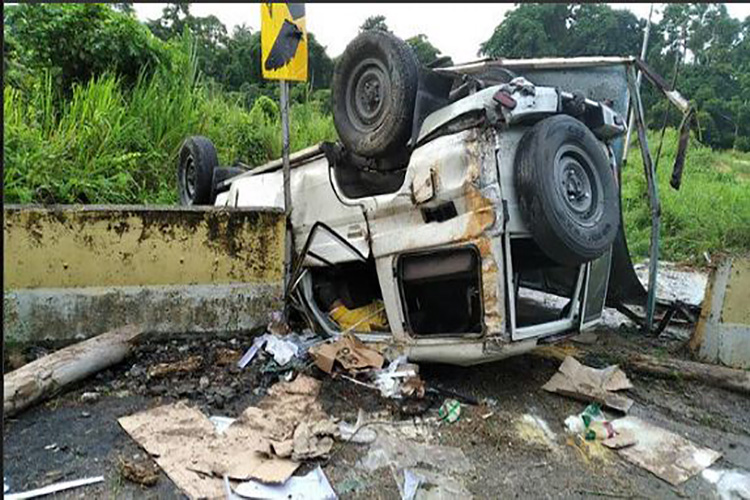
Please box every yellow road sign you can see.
[261,3,308,81]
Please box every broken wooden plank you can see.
[628,354,750,395]
[3,325,142,417]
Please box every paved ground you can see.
[4,323,750,499]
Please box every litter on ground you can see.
[4,476,104,500]
[610,416,722,486]
[234,466,337,500]
[542,356,634,412]
[118,375,328,498]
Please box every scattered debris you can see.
[357,428,472,497]
[290,418,339,460]
[610,416,721,486]
[437,399,461,423]
[237,335,267,369]
[147,355,203,378]
[400,469,423,500]
[119,456,160,487]
[209,416,236,435]
[4,476,104,500]
[571,331,598,345]
[79,391,100,404]
[515,414,558,450]
[4,325,142,417]
[308,332,384,374]
[238,331,320,370]
[118,375,329,498]
[601,430,637,450]
[267,311,292,337]
[338,409,378,444]
[264,335,300,366]
[542,356,634,412]
[214,348,242,366]
[234,466,337,500]
[373,356,421,399]
[702,468,750,500]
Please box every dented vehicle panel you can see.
[211,56,689,365]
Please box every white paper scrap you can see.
[5,476,104,500]
[234,466,337,500]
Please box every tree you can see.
[360,15,390,33]
[308,33,334,89]
[406,34,452,66]
[4,3,167,90]
[479,4,568,58]
[112,3,135,16]
[479,4,641,58]
[145,3,230,85]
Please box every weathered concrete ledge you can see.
[4,205,285,344]
[3,283,282,344]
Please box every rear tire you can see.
[332,30,418,159]
[177,136,218,206]
[514,115,619,266]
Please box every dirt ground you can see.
[4,323,750,499]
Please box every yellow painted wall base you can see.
[4,205,285,289]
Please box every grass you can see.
[622,128,750,265]
[3,34,336,205]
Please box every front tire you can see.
[177,136,218,206]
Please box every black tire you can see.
[515,115,620,266]
[177,136,219,206]
[332,30,418,159]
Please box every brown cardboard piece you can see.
[118,375,325,499]
[542,356,634,413]
[611,416,721,485]
[308,332,384,374]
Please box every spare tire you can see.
[177,136,218,206]
[514,115,620,266]
[332,30,418,159]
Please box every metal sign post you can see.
[261,2,308,315]
[280,80,293,297]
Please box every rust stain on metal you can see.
[474,236,503,334]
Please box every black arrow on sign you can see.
[265,19,304,71]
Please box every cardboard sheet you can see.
[542,356,634,412]
[308,332,384,374]
[612,416,721,485]
[118,375,325,499]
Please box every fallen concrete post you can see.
[4,325,142,417]
[627,354,750,395]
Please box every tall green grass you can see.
[622,128,750,264]
[3,34,336,205]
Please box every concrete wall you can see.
[690,256,750,369]
[4,205,285,344]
